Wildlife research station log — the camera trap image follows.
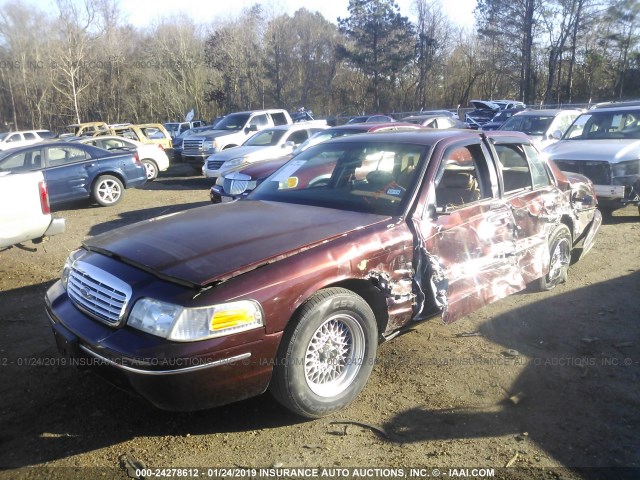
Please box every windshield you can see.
[250,140,429,216]
[0,133,8,141]
[214,113,251,131]
[244,129,286,146]
[500,115,554,135]
[292,129,359,155]
[164,123,181,136]
[563,110,640,140]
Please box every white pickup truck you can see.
[0,171,65,250]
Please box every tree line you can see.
[0,0,638,132]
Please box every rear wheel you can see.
[270,288,378,418]
[141,159,158,180]
[92,175,124,207]
[538,224,572,291]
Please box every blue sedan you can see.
[0,141,147,207]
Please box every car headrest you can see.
[441,171,474,189]
[366,170,394,188]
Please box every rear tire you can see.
[270,288,378,418]
[537,224,572,291]
[92,175,124,207]
[142,159,158,180]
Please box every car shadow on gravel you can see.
[382,271,640,474]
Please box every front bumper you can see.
[594,184,640,208]
[43,217,66,238]
[45,281,281,411]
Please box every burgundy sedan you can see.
[46,130,601,418]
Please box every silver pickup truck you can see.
[181,109,292,169]
[0,171,65,249]
[544,104,640,215]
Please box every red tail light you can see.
[133,152,141,165]
[39,180,51,215]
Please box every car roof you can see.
[591,99,640,109]
[401,114,448,120]
[513,109,579,116]
[76,135,141,143]
[321,128,529,146]
[585,105,640,113]
[327,122,417,132]
[0,141,98,157]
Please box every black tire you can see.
[537,224,572,291]
[92,175,124,207]
[270,288,378,418]
[141,159,158,180]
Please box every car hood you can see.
[207,145,265,161]
[470,100,500,111]
[83,201,389,287]
[198,130,238,140]
[543,139,640,164]
[237,157,290,179]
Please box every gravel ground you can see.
[0,164,638,480]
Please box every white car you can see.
[0,130,55,151]
[75,136,170,180]
[202,123,328,179]
[498,109,582,149]
[0,171,65,249]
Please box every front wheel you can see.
[92,175,124,207]
[270,288,378,418]
[537,224,572,291]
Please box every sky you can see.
[118,0,478,30]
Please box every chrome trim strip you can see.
[78,345,251,376]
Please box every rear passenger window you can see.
[251,114,269,128]
[48,147,89,166]
[434,145,491,209]
[494,144,533,193]
[23,132,36,140]
[271,112,288,126]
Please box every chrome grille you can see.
[67,261,132,326]
[207,160,225,170]
[554,160,611,185]
[183,138,204,154]
[224,172,251,195]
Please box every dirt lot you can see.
[0,164,638,479]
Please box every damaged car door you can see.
[490,139,565,285]
[412,140,525,323]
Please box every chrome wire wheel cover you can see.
[548,237,571,283]
[304,314,365,397]
[96,179,122,204]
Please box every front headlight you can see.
[612,160,640,178]
[128,298,263,341]
[203,140,217,152]
[225,157,248,168]
[61,249,84,290]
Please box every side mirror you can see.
[551,129,563,140]
[282,141,295,149]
